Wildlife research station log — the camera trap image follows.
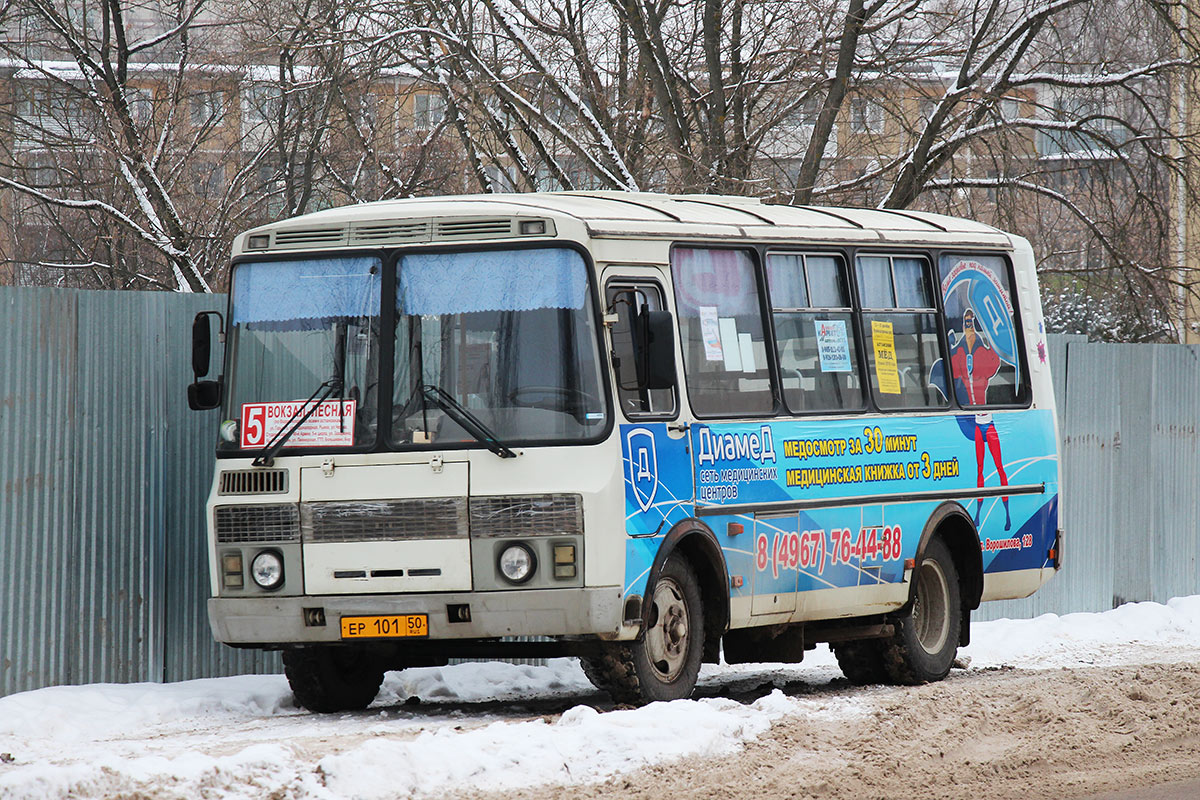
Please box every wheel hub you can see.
[646,577,689,681]
[913,559,950,655]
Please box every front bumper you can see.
[209,586,625,645]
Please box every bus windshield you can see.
[392,247,607,447]
[220,255,382,453]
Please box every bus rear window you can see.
[671,247,775,417]
[937,254,1025,407]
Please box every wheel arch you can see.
[643,518,729,663]
[915,502,983,611]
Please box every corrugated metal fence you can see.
[0,287,279,698]
[975,335,1200,620]
[1,288,1198,695]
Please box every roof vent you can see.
[434,218,515,241]
[273,226,348,248]
[350,220,432,246]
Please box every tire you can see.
[283,645,385,713]
[831,638,891,685]
[882,536,961,685]
[580,554,705,704]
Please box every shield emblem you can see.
[626,428,659,513]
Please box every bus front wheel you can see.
[582,554,705,705]
[283,645,385,713]
[882,536,962,684]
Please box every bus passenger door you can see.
[606,276,692,542]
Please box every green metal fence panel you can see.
[975,336,1200,621]
[0,289,80,694]
[0,287,279,697]
[161,293,281,682]
[3,291,1200,696]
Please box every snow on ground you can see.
[3,596,1200,800]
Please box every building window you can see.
[126,87,152,126]
[414,92,445,130]
[241,84,282,134]
[850,97,884,134]
[191,90,225,127]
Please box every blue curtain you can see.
[766,253,808,309]
[232,257,381,327]
[398,248,587,315]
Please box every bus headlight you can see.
[250,549,285,590]
[497,543,536,584]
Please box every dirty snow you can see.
[2,596,1199,799]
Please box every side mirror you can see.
[188,311,224,411]
[192,313,212,378]
[188,380,223,411]
[634,306,676,391]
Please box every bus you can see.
[188,191,1062,711]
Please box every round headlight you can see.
[498,543,536,584]
[250,550,285,590]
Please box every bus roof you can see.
[234,191,1015,256]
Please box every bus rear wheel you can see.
[283,645,385,713]
[581,554,704,705]
[882,536,961,684]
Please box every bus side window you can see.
[766,252,865,413]
[670,247,775,417]
[606,282,677,417]
[856,254,949,410]
[937,253,1025,407]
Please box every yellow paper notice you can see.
[871,320,901,395]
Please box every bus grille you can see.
[302,498,468,542]
[215,504,301,543]
[218,469,289,495]
[469,494,583,537]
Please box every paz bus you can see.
[188,192,1062,711]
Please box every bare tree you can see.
[1,0,1196,340]
[0,0,473,291]
[0,0,226,291]
[386,0,1199,338]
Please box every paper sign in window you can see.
[814,319,851,372]
[240,399,356,449]
[718,318,742,371]
[699,306,723,361]
[737,333,756,372]
[871,320,901,395]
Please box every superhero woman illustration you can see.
[951,308,1010,529]
[930,261,1020,531]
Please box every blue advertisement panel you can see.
[620,410,1058,604]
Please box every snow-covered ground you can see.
[3,597,1200,800]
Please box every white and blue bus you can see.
[188,192,1061,710]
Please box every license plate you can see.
[340,614,429,639]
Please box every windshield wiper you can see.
[253,324,351,467]
[420,384,516,458]
[252,378,342,467]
